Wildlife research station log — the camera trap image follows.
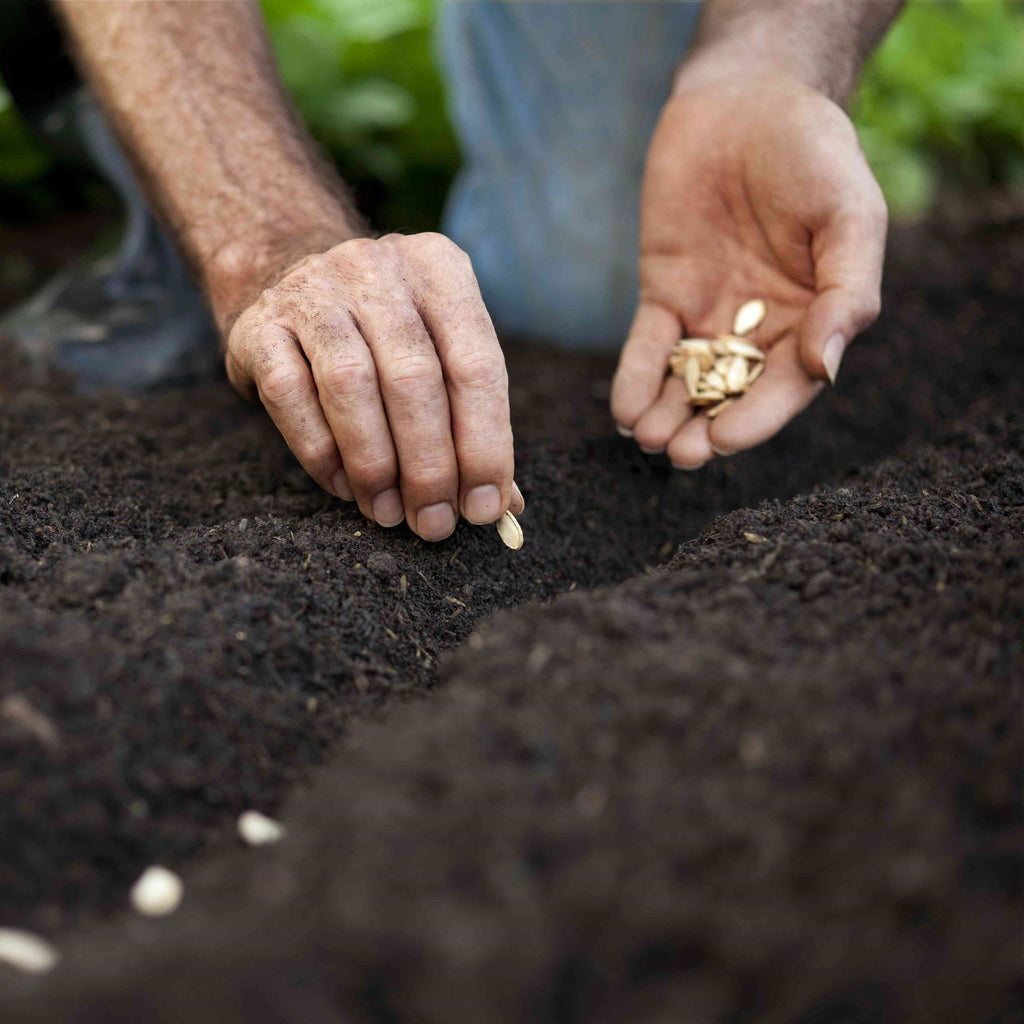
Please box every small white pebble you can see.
[0,928,59,974]
[130,865,183,917]
[237,810,285,846]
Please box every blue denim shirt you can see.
[439,1,702,349]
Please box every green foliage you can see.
[264,0,1024,226]
[854,0,1024,220]
[0,0,1022,227]
[259,0,459,230]
[0,86,52,184]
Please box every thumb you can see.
[798,191,888,385]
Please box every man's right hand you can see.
[225,232,520,542]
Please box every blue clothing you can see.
[439,1,702,349]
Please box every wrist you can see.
[676,10,860,106]
[202,210,365,338]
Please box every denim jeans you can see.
[439,1,702,349]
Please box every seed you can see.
[713,357,732,375]
[690,391,727,405]
[676,340,715,371]
[724,337,766,361]
[733,299,766,336]
[706,398,734,419]
[711,337,732,357]
[746,361,765,386]
[130,865,183,917]
[678,338,713,355]
[705,370,727,392]
[238,810,285,846]
[684,356,701,395]
[726,357,749,393]
[496,510,524,550]
[0,928,59,975]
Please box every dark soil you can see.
[0,217,1022,1022]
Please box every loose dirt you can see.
[0,217,1021,1021]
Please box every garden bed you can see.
[0,216,1021,1021]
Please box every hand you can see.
[611,71,888,469]
[224,233,521,541]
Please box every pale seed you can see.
[733,299,767,336]
[0,928,59,975]
[678,339,713,355]
[690,391,727,405]
[238,810,285,846]
[130,865,183,917]
[713,357,733,375]
[706,398,734,419]
[711,338,732,357]
[677,340,715,371]
[496,510,524,550]
[705,370,727,392]
[724,337,766,361]
[684,356,701,395]
[726,357,749,393]
[746,361,765,386]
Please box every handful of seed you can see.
[668,299,767,419]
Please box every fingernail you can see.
[416,501,456,542]
[822,333,845,385]
[616,424,634,438]
[672,461,706,472]
[511,481,525,514]
[371,488,405,528]
[639,445,666,456]
[463,484,501,524]
[331,469,355,502]
[710,444,734,458]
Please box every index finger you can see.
[407,237,514,526]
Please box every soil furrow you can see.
[0,219,1021,1015]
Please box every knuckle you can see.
[415,231,453,252]
[339,236,378,262]
[344,451,396,492]
[401,460,456,496]
[333,238,398,287]
[293,434,338,477]
[411,232,471,268]
[447,347,507,392]
[382,351,443,396]
[319,356,377,398]
[258,364,314,407]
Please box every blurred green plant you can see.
[1,0,1023,228]
[260,0,459,231]
[0,87,51,184]
[854,0,1024,219]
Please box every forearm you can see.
[680,0,906,105]
[54,0,366,333]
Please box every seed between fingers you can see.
[496,509,524,550]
